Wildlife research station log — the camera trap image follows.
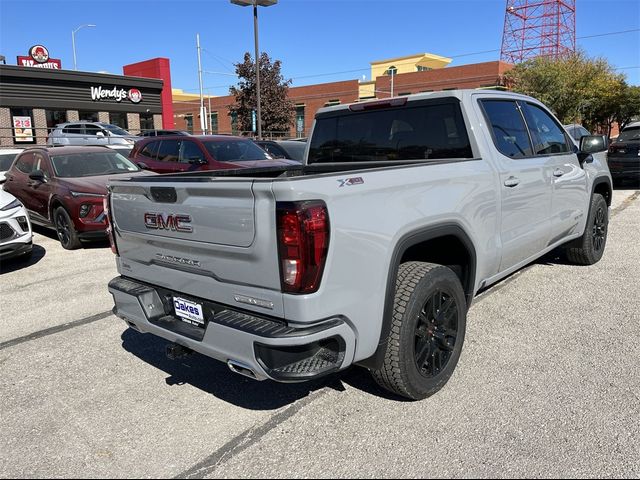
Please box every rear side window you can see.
[308,102,473,163]
[62,124,83,134]
[156,140,180,162]
[85,124,103,136]
[481,100,533,158]
[179,141,205,163]
[0,153,19,171]
[522,103,572,155]
[140,141,159,160]
[14,153,36,173]
[259,142,288,159]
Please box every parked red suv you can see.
[3,146,154,249]
[129,135,299,173]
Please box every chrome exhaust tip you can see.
[227,360,257,379]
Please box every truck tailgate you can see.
[112,181,256,247]
[108,178,284,314]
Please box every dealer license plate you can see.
[173,297,204,327]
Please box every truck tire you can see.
[371,261,467,400]
[54,207,81,250]
[564,193,608,265]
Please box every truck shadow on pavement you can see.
[0,244,46,274]
[119,328,381,410]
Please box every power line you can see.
[285,28,640,82]
[176,28,640,93]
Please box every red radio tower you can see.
[500,0,576,63]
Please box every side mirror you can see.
[136,162,149,170]
[188,157,206,165]
[579,135,607,154]
[29,169,46,182]
[96,131,105,137]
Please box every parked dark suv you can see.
[3,146,154,249]
[129,135,299,174]
[608,121,640,186]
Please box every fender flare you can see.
[357,223,477,370]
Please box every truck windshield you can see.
[308,102,473,163]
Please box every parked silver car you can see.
[47,121,139,146]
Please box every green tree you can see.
[229,52,295,136]
[505,51,631,135]
[614,85,640,130]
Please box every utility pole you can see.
[196,33,207,134]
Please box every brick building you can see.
[172,55,513,138]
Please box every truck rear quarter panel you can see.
[271,159,500,363]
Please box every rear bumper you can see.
[108,276,356,382]
[607,156,640,177]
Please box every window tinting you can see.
[156,140,180,162]
[101,123,130,136]
[308,102,473,164]
[203,140,270,162]
[14,153,36,174]
[0,153,20,171]
[481,100,533,158]
[258,142,287,159]
[522,103,571,155]
[616,126,640,142]
[179,141,205,163]
[62,124,83,134]
[140,141,159,160]
[84,124,104,136]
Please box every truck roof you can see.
[316,88,536,116]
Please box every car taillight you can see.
[103,194,118,255]
[276,201,329,294]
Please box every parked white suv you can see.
[47,122,139,146]
[0,190,32,261]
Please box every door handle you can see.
[553,168,564,177]
[504,176,520,188]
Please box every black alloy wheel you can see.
[372,262,467,400]
[592,205,607,254]
[54,207,81,250]
[414,290,458,378]
[564,193,608,265]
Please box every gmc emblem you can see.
[144,212,193,233]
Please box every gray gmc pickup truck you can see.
[107,90,611,400]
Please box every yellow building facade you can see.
[359,52,452,99]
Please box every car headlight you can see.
[0,199,22,211]
[70,191,106,198]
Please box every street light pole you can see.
[253,2,261,140]
[230,0,277,140]
[72,24,96,71]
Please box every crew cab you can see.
[107,90,611,400]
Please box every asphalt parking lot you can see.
[1,188,639,479]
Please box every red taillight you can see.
[276,201,330,294]
[103,194,118,255]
